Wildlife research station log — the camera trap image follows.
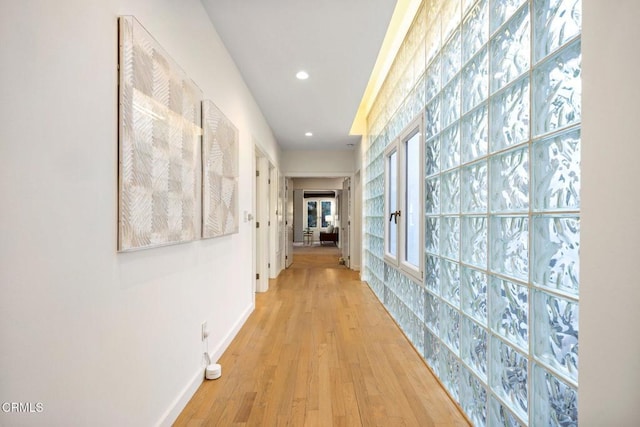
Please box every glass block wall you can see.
[362,0,581,425]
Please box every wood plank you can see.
[174,252,470,426]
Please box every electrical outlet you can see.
[201,321,208,341]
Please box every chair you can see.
[319,226,339,246]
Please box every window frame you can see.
[384,114,425,283]
[384,142,399,265]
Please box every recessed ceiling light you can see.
[296,70,309,80]
[305,132,313,137]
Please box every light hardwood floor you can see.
[174,252,470,426]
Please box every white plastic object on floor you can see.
[205,363,222,380]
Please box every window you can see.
[384,115,424,282]
[305,198,334,230]
[385,146,398,261]
[307,201,317,228]
[321,201,332,227]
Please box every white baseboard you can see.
[156,302,255,427]
[156,369,203,427]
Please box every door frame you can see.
[284,172,357,270]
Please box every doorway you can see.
[255,152,270,292]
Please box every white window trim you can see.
[384,114,424,283]
[384,142,398,266]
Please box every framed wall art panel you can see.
[201,99,239,239]
[118,16,202,251]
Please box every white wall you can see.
[354,136,365,173]
[292,177,345,190]
[580,1,640,424]
[0,1,279,425]
[281,149,355,175]
[352,170,362,271]
[293,190,304,242]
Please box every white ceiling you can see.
[201,0,397,151]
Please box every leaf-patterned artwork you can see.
[201,100,239,238]
[118,16,202,251]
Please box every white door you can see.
[285,178,293,268]
[255,156,270,292]
[341,178,351,268]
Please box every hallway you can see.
[175,254,469,426]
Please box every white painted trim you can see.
[285,171,354,178]
[256,155,271,292]
[156,302,255,427]
[252,144,257,295]
[156,369,203,427]
[252,135,278,171]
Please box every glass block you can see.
[425,96,441,139]
[462,216,488,268]
[460,366,488,426]
[490,147,529,213]
[532,215,579,295]
[442,0,462,42]
[462,104,489,163]
[490,75,530,152]
[413,321,427,356]
[439,345,460,399]
[425,216,440,255]
[461,315,488,380]
[442,29,462,85]
[415,285,426,322]
[385,264,397,289]
[490,337,528,421]
[383,284,393,308]
[405,132,422,268]
[415,73,426,112]
[425,328,441,375]
[533,39,581,137]
[533,290,579,381]
[463,0,476,14]
[441,170,461,214]
[490,0,528,33]
[425,176,440,214]
[425,289,440,333]
[532,127,580,211]
[490,6,530,93]
[441,124,461,171]
[426,135,441,177]
[405,84,423,124]
[462,161,488,213]
[490,276,529,351]
[462,0,489,63]
[442,77,462,128]
[488,396,524,427]
[425,56,442,103]
[425,254,440,294]
[410,6,427,66]
[461,266,488,324]
[441,216,460,260]
[462,47,489,114]
[440,302,460,352]
[426,8,442,64]
[533,0,582,63]
[441,259,461,307]
[490,216,529,281]
[532,364,578,427]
